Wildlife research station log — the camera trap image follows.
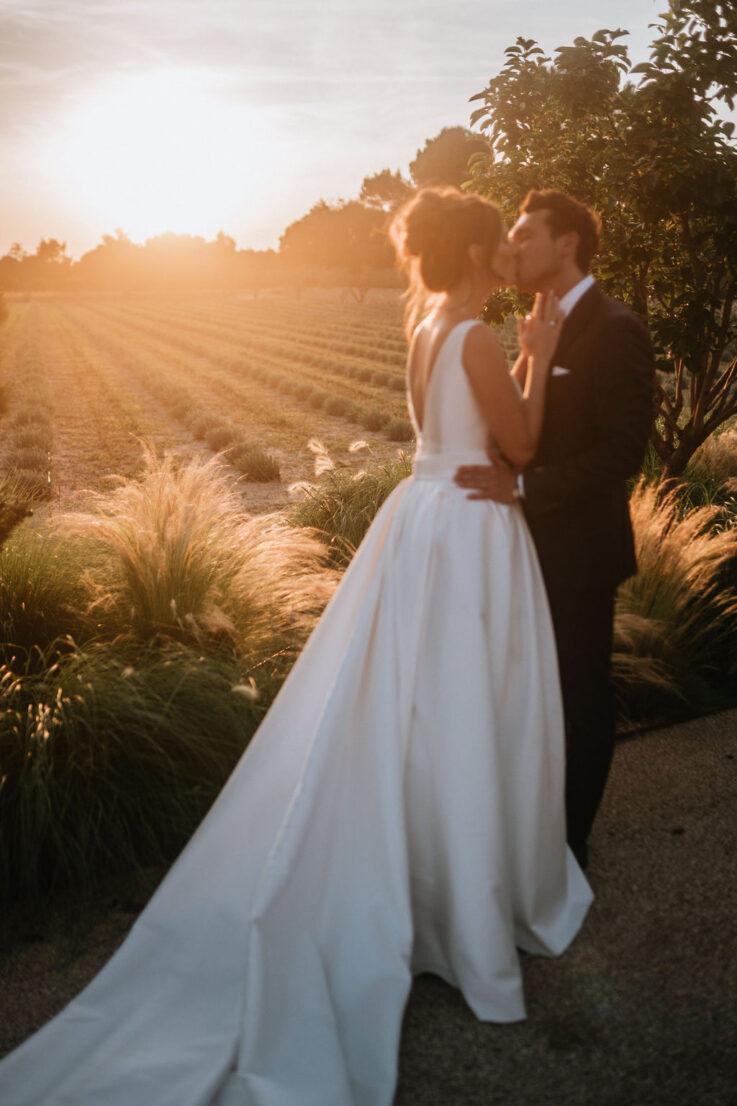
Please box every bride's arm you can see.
[463,293,562,466]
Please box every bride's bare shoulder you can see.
[463,322,507,374]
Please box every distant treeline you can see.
[0,128,486,296]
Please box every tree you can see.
[0,292,7,328]
[468,3,737,477]
[280,200,394,301]
[34,238,68,265]
[410,126,490,189]
[359,169,412,211]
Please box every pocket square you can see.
[551,365,570,377]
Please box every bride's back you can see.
[409,318,490,457]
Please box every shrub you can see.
[190,414,219,440]
[9,426,50,451]
[358,407,387,432]
[309,389,328,410]
[231,444,282,483]
[294,381,312,401]
[8,406,47,429]
[65,448,310,650]
[356,367,373,382]
[324,395,349,417]
[9,468,51,500]
[385,417,415,443]
[613,481,737,724]
[681,430,737,507]
[290,453,413,566]
[0,527,94,667]
[0,643,267,912]
[205,423,239,451]
[11,446,49,471]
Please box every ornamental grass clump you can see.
[680,430,737,508]
[0,526,95,669]
[290,451,412,566]
[229,442,281,482]
[0,643,268,914]
[65,448,332,654]
[385,417,415,443]
[613,480,737,724]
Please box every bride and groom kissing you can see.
[0,186,655,1106]
[455,188,655,870]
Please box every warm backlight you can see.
[46,69,276,241]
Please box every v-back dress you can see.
[0,319,592,1106]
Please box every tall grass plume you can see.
[64,447,336,654]
[613,480,737,723]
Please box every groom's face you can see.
[509,210,564,292]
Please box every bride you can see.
[0,188,592,1106]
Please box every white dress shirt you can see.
[516,274,596,499]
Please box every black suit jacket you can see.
[522,283,655,593]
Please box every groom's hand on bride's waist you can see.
[454,450,522,504]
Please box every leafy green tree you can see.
[359,169,412,211]
[410,126,490,189]
[468,3,737,477]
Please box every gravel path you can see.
[2,709,736,1104]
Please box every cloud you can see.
[0,0,661,141]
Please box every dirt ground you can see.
[2,708,736,1104]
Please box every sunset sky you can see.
[1,0,663,259]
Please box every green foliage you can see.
[0,451,337,915]
[469,9,737,476]
[289,453,412,566]
[409,126,490,189]
[0,528,97,670]
[360,169,412,211]
[613,480,737,724]
[0,643,267,913]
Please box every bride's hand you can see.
[517,291,564,364]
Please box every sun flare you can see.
[46,70,278,242]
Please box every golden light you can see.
[45,69,278,242]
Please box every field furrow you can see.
[84,301,409,411]
[90,297,408,371]
[62,301,409,511]
[0,296,413,514]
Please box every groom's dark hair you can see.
[520,190,601,272]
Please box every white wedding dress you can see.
[0,319,592,1106]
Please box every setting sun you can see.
[45,69,278,241]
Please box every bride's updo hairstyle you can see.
[390,187,503,336]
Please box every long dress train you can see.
[0,319,592,1106]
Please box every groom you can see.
[455,189,655,868]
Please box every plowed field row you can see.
[81,301,408,415]
[92,298,408,370]
[0,297,412,513]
